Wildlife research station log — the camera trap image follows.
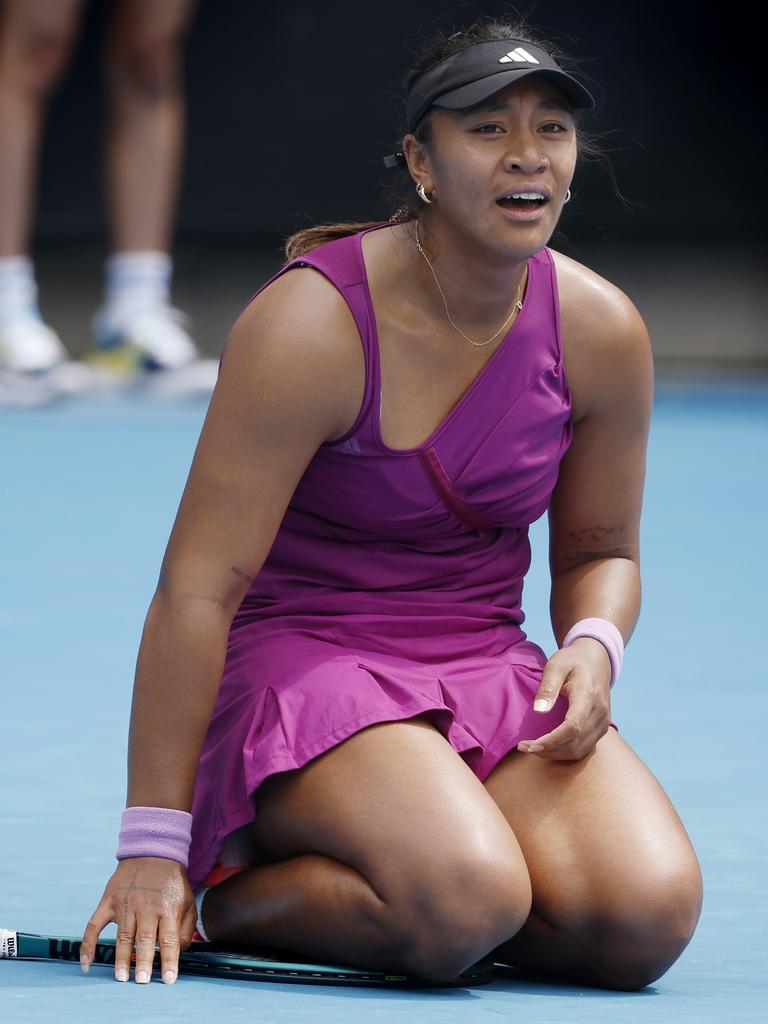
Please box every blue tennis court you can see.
[1,375,766,1022]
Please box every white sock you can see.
[0,256,39,325]
[194,886,211,941]
[101,250,173,326]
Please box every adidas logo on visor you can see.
[499,47,540,64]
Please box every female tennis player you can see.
[80,17,703,990]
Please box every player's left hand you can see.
[517,637,612,761]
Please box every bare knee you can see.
[2,26,79,95]
[560,861,704,990]
[392,854,533,982]
[588,892,702,991]
[106,35,185,100]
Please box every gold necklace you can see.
[414,222,526,348]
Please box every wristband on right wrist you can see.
[116,806,193,867]
[562,617,624,688]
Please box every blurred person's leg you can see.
[93,0,201,372]
[0,0,85,372]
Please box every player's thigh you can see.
[249,716,532,915]
[483,727,703,935]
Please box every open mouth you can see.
[496,192,549,211]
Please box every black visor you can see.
[384,39,595,168]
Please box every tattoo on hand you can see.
[120,867,165,926]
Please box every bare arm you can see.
[518,267,654,758]
[81,267,363,981]
[548,287,653,647]
[127,267,363,809]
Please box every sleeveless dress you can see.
[187,222,583,889]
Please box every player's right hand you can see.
[81,857,197,984]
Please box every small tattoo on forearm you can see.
[568,524,625,543]
[230,565,254,582]
[561,525,634,567]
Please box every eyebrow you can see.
[470,96,574,116]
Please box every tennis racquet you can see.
[0,928,495,987]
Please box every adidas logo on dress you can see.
[498,48,540,64]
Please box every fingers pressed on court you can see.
[114,908,137,982]
[158,915,182,984]
[80,903,114,973]
[179,894,198,951]
[133,916,159,984]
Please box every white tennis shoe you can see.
[92,304,198,369]
[0,310,67,372]
[90,304,218,394]
[0,310,95,405]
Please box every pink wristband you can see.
[116,806,193,867]
[562,617,624,688]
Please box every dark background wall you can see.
[35,0,756,243]
[24,0,765,366]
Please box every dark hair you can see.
[283,15,602,261]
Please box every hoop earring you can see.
[564,188,572,204]
[416,182,434,204]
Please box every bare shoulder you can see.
[158,265,365,608]
[222,264,365,442]
[548,249,653,422]
[230,264,362,367]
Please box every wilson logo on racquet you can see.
[0,928,18,958]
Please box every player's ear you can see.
[402,132,433,190]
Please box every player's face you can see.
[412,78,578,257]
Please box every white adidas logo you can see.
[499,47,540,64]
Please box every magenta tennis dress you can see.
[187,223,578,888]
